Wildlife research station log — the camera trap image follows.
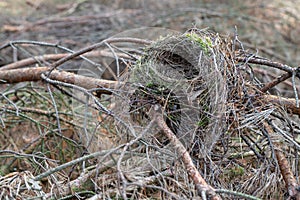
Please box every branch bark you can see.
[0,67,116,94]
[149,105,221,200]
[0,51,131,71]
[263,122,300,200]
[261,94,300,115]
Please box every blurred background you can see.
[1,0,299,66]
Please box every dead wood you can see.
[149,105,221,200]
[0,51,131,71]
[262,94,300,115]
[264,122,300,200]
[2,28,300,199]
[0,66,116,94]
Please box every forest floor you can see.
[1,0,300,199]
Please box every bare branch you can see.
[260,72,291,93]
[0,67,116,94]
[264,122,300,200]
[149,105,221,200]
[261,94,300,115]
[236,55,294,73]
[0,51,132,71]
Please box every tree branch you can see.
[149,105,222,200]
[0,51,131,71]
[261,94,300,115]
[0,67,116,95]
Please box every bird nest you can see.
[111,29,299,198]
[115,30,229,152]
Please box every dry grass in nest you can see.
[115,29,228,149]
[110,29,299,199]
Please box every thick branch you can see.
[262,94,300,115]
[0,67,116,94]
[264,122,300,200]
[150,105,221,200]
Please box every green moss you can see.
[146,82,156,88]
[71,179,94,193]
[185,33,213,54]
[197,117,209,127]
[225,166,245,177]
[0,165,9,176]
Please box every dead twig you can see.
[260,72,291,93]
[0,51,131,71]
[34,145,125,182]
[48,37,151,74]
[236,55,295,73]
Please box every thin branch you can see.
[40,73,112,115]
[235,56,294,73]
[44,154,132,199]
[0,150,58,162]
[34,145,124,181]
[261,94,300,115]
[46,83,62,134]
[215,189,261,200]
[48,37,151,74]
[0,51,132,71]
[254,68,300,91]
[263,122,300,200]
[292,70,299,107]
[260,72,291,93]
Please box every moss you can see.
[226,165,245,177]
[71,179,94,193]
[196,116,209,127]
[185,32,213,55]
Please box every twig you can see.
[1,106,78,127]
[0,40,72,53]
[116,119,157,199]
[48,37,151,74]
[292,70,299,107]
[0,150,58,162]
[270,121,300,150]
[46,83,62,134]
[235,56,294,73]
[0,40,109,69]
[0,51,132,71]
[40,73,112,115]
[34,145,124,181]
[44,154,132,199]
[254,68,300,91]
[261,94,300,115]
[215,189,261,200]
[260,72,291,93]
